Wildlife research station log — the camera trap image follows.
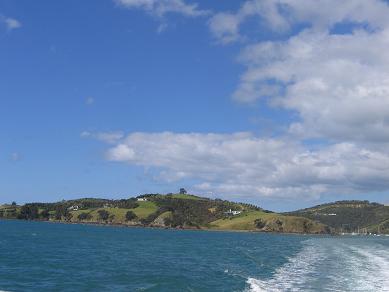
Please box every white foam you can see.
[247,240,326,292]
[346,245,389,291]
[247,239,389,292]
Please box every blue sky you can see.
[2,0,389,211]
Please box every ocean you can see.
[0,220,388,291]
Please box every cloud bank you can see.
[98,132,389,199]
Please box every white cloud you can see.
[208,12,242,44]
[209,0,389,44]
[114,0,209,17]
[100,132,389,200]
[208,0,288,44]
[235,28,389,143]
[209,0,389,144]
[0,15,21,31]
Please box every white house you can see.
[137,198,148,202]
[225,209,242,216]
[68,205,79,211]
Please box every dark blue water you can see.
[1,220,388,291]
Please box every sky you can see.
[2,0,389,211]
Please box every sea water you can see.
[0,220,388,291]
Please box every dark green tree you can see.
[55,205,69,220]
[40,209,50,219]
[78,212,92,221]
[98,210,109,221]
[18,205,39,220]
[125,210,137,221]
[254,218,266,229]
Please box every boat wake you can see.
[247,238,389,292]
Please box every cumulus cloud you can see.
[0,15,21,31]
[209,0,389,144]
[209,12,242,44]
[209,0,289,44]
[114,0,209,17]
[99,132,389,200]
[236,29,389,142]
[209,0,389,44]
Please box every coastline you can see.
[1,218,334,236]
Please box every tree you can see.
[125,210,137,221]
[18,205,39,220]
[116,199,139,209]
[55,205,69,220]
[254,218,266,229]
[98,210,109,221]
[40,209,50,219]
[78,212,92,221]
[11,201,17,206]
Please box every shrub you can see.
[78,212,92,221]
[125,211,137,221]
[40,209,50,219]
[98,210,109,221]
[254,218,266,229]
[54,205,69,220]
[18,205,39,220]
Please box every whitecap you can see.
[246,239,389,292]
[246,239,327,291]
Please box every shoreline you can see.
[1,218,335,236]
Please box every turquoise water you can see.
[0,220,388,291]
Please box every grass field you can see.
[209,211,274,230]
[170,194,206,200]
[69,201,158,223]
[209,210,327,233]
[131,201,158,218]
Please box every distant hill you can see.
[0,194,329,234]
[286,200,389,234]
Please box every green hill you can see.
[209,210,329,233]
[0,194,329,234]
[287,200,389,234]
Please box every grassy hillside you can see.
[0,204,19,218]
[210,210,329,234]
[1,194,330,234]
[287,200,389,234]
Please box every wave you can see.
[247,238,389,292]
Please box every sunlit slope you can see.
[209,210,329,233]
